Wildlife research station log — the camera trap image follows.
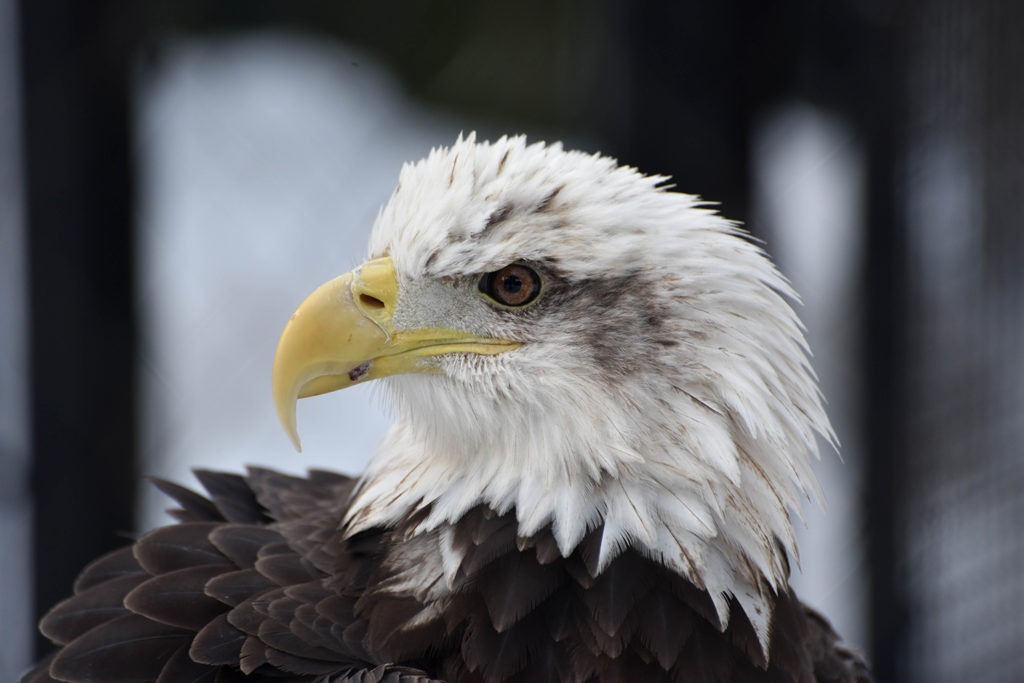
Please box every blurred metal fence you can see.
[901,2,1024,681]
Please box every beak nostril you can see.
[359,293,386,310]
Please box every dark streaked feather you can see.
[40,573,148,644]
[803,608,873,682]
[133,523,233,575]
[562,551,597,590]
[260,595,344,662]
[450,508,518,578]
[155,646,218,683]
[208,525,283,568]
[511,636,576,683]
[287,601,338,653]
[522,530,562,565]
[766,590,816,683]
[362,596,446,663]
[581,609,639,659]
[189,614,246,666]
[49,614,189,683]
[237,634,271,675]
[73,546,145,593]
[576,524,606,578]
[254,550,321,586]
[459,607,545,681]
[677,627,737,683]
[476,550,565,632]
[664,569,721,626]
[150,479,224,523]
[307,468,356,489]
[20,654,58,683]
[539,588,577,643]
[124,565,227,631]
[263,647,347,677]
[246,466,354,522]
[224,591,270,636]
[334,664,445,683]
[635,592,695,670]
[280,517,349,574]
[317,594,359,639]
[204,568,277,607]
[193,470,268,525]
[581,551,652,637]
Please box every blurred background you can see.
[2,1,1022,681]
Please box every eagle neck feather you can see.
[345,361,827,655]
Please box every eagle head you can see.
[272,133,832,641]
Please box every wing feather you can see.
[123,565,227,631]
[477,551,564,632]
[193,471,268,524]
[49,614,190,683]
[133,523,233,575]
[31,469,383,683]
[189,614,246,666]
[40,573,147,645]
[73,546,146,593]
[208,525,282,567]
[155,646,219,683]
[150,479,224,523]
[635,592,695,670]
[204,568,277,607]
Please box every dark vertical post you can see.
[20,0,142,655]
[857,11,911,683]
[615,0,754,223]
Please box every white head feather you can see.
[343,133,833,651]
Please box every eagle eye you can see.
[479,264,542,307]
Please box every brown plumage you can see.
[27,468,870,683]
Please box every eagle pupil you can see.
[502,275,522,294]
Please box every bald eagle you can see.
[27,135,871,683]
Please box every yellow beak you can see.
[272,256,519,450]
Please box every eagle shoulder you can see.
[26,469,438,683]
[28,469,870,683]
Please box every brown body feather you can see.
[26,469,870,683]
